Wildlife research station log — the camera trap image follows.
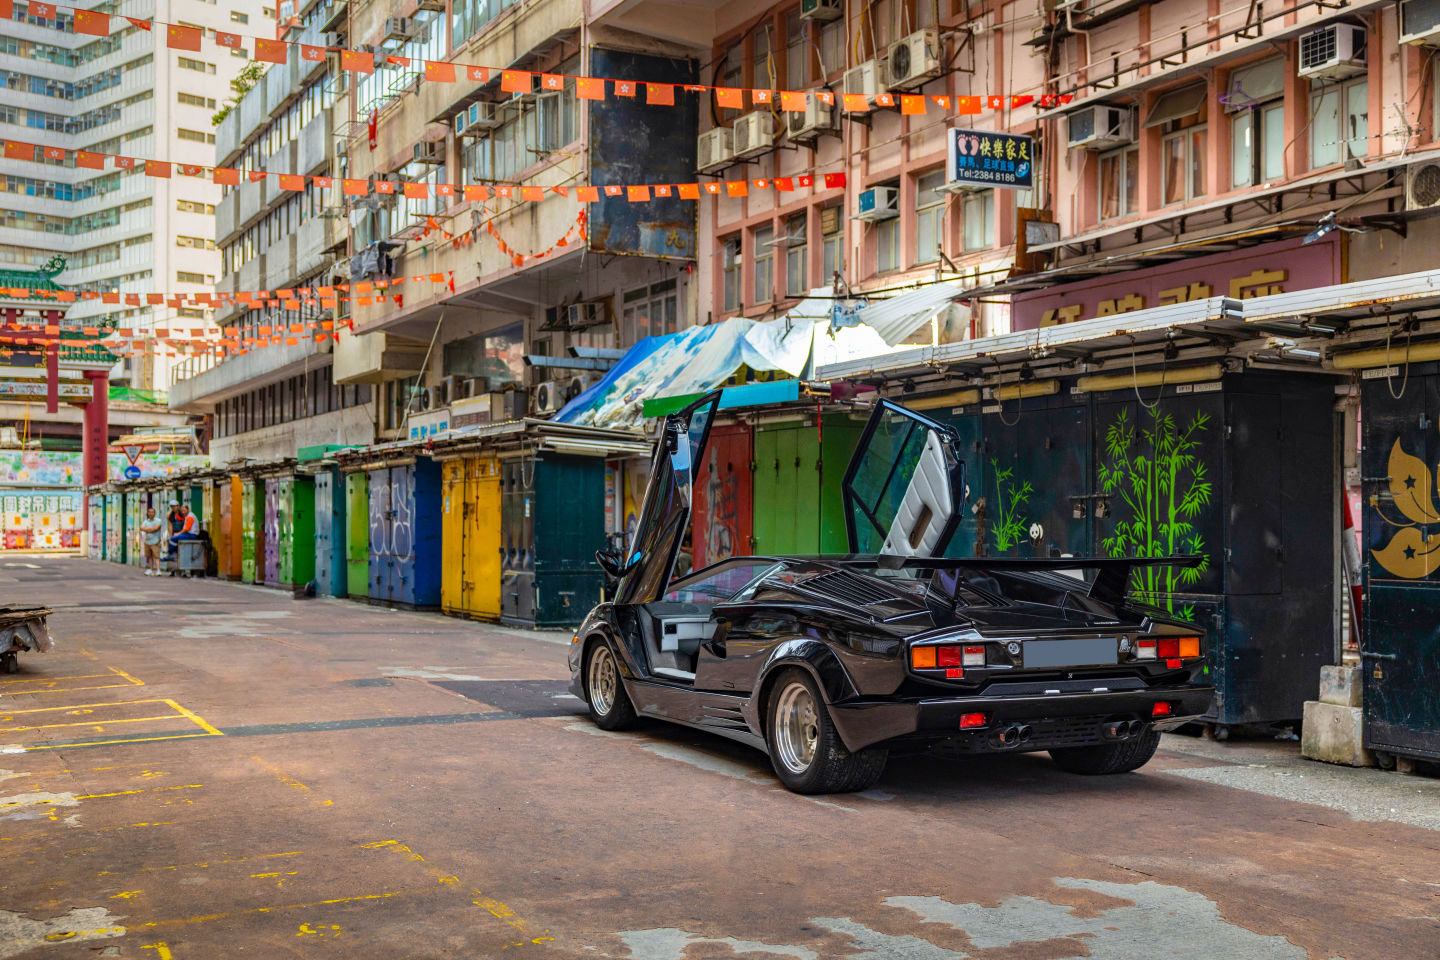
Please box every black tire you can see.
[763,668,886,794]
[1050,728,1161,775]
[585,639,637,731]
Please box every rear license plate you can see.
[1023,637,1116,668]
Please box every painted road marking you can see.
[0,667,144,696]
[0,699,222,752]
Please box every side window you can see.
[663,561,775,603]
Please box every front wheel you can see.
[764,669,886,794]
[585,640,637,730]
[1050,729,1161,775]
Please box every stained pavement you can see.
[0,555,1436,959]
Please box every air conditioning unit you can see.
[1401,0,1440,45]
[493,389,527,421]
[426,384,448,409]
[1298,24,1366,81]
[1065,105,1134,150]
[454,101,500,136]
[412,140,445,164]
[886,28,942,91]
[438,375,465,405]
[322,31,345,48]
[800,0,843,21]
[565,301,604,327]
[533,379,565,415]
[564,374,594,402]
[733,111,776,159]
[856,185,898,221]
[416,385,433,410]
[698,126,734,173]
[786,93,834,142]
[844,60,888,99]
[1406,160,1440,210]
[384,17,413,41]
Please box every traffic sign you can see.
[122,445,143,465]
[123,465,142,480]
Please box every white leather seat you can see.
[880,431,954,558]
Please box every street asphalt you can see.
[1,555,1436,959]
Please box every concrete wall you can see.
[209,404,376,463]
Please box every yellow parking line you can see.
[0,714,186,734]
[0,667,144,695]
[0,698,174,717]
[0,698,223,750]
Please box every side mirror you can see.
[595,548,632,580]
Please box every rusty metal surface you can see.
[0,556,1435,959]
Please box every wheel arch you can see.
[749,637,861,741]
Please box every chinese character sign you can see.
[946,129,1034,190]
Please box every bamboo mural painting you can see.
[990,459,1034,552]
[1098,407,1214,620]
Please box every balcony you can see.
[169,336,332,411]
[297,114,329,175]
[216,108,244,168]
[263,234,299,292]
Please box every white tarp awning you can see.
[850,282,964,345]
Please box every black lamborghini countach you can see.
[569,394,1214,794]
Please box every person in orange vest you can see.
[167,504,200,576]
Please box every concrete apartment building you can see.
[1,0,266,398]
[168,0,369,462]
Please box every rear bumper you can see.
[828,685,1215,753]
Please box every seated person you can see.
[168,504,200,569]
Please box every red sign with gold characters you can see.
[1012,235,1342,330]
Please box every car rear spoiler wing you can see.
[830,554,1206,606]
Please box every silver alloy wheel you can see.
[589,644,618,715]
[773,681,820,775]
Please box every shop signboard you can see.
[1011,235,1342,330]
[945,129,1034,190]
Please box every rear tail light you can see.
[1152,701,1174,717]
[1178,636,1201,658]
[1135,640,1157,660]
[959,712,988,729]
[912,644,987,672]
[1157,638,1179,658]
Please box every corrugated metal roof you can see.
[853,282,964,346]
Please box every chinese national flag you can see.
[1012,94,1035,108]
[901,95,925,115]
[576,78,605,100]
[403,182,428,199]
[575,186,600,202]
[822,172,846,189]
[340,49,372,74]
[145,160,172,178]
[520,186,544,202]
[342,179,369,195]
[725,180,748,197]
[645,83,674,105]
[3,141,31,161]
[779,91,806,112]
[73,9,110,35]
[841,94,870,112]
[500,70,531,93]
[677,183,700,200]
[278,174,304,191]
[424,60,455,83]
[956,96,982,114]
[714,88,743,109]
[626,186,650,202]
[255,38,288,64]
[463,185,488,202]
[166,24,202,51]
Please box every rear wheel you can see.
[585,641,637,730]
[1050,728,1161,775]
[764,669,886,794]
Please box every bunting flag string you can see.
[0,2,1069,115]
[0,273,454,305]
[2,136,854,202]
